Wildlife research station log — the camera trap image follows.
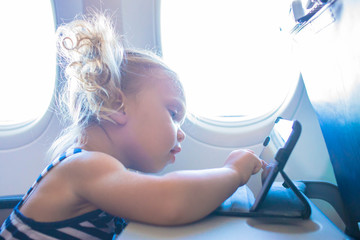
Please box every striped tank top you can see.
[0,148,127,240]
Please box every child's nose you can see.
[177,128,186,142]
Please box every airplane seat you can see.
[0,195,22,225]
[293,0,360,238]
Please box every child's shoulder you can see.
[61,150,126,178]
[75,150,116,162]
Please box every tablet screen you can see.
[250,118,301,212]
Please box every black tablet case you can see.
[214,172,311,219]
[214,119,311,219]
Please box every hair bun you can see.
[57,12,123,91]
[56,12,125,126]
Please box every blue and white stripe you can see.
[0,148,127,240]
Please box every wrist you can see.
[223,166,246,187]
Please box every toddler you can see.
[0,12,264,239]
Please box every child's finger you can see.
[252,158,264,174]
[261,160,268,169]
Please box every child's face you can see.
[120,69,186,172]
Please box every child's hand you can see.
[261,162,274,185]
[224,149,265,185]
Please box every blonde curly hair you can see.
[50,12,183,159]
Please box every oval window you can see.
[161,1,298,122]
[0,1,55,128]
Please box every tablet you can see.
[215,118,302,215]
[250,118,301,211]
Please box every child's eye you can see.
[169,109,178,119]
[167,104,186,124]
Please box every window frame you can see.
[180,75,305,147]
[0,108,55,150]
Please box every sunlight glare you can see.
[161,0,298,119]
[0,1,55,126]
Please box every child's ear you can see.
[109,93,128,125]
[109,109,127,125]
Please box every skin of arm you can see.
[72,149,263,226]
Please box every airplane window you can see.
[161,1,299,122]
[0,1,55,128]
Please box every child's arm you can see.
[72,149,263,225]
